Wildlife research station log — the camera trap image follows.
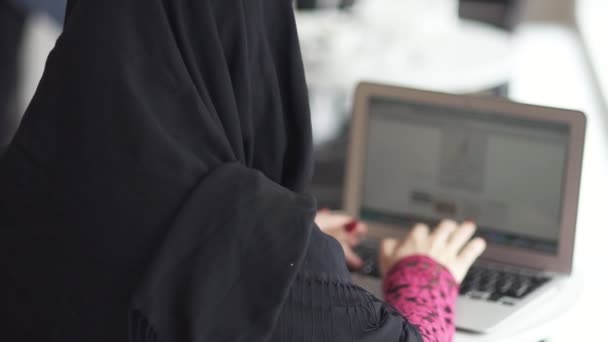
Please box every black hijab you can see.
[1,1,424,341]
[0,0,317,341]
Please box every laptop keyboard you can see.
[353,243,551,304]
[460,264,550,302]
[356,243,382,278]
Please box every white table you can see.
[457,23,608,342]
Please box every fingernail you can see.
[344,220,358,233]
[319,208,331,213]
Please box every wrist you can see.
[383,255,459,294]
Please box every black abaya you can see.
[0,1,421,341]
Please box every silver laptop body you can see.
[343,83,586,333]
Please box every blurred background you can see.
[1,0,607,340]
[0,0,64,148]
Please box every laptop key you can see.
[468,291,491,300]
[500,297,518,306]
[488,292,504,302]
[460,264,551,301]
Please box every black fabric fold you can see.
[0,0,314,340]
[0,0,422,341]
[129,163,315,342]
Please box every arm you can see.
[379,221,487,342]
[384,255,459,342]
[315,213,485,341]
[315,210,367,269]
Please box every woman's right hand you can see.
[379,220,487,283]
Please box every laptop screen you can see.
[361,97,571,255]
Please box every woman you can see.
[0,0,485,341]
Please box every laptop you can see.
[344,83,586,333]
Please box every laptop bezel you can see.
[344,82,586,274]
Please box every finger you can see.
[430,220,458,248]
[456,237,487,270]
[314,209,331,220]
[329,213,357,227]
[345,221,368,242]
[341,221,365,245]
[380,238,399,257]
[353,221,368,236]
[445,222,477,255]
[379,238,399,275]
[343,245,364,269]
[344,220,359,233]
[408,223,430,243]
[315,212,355,231]
[344,231,360,246]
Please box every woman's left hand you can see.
[315,210,368,269]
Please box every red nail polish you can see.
[345,221,358,233]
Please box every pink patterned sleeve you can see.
[383,255,459,342]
